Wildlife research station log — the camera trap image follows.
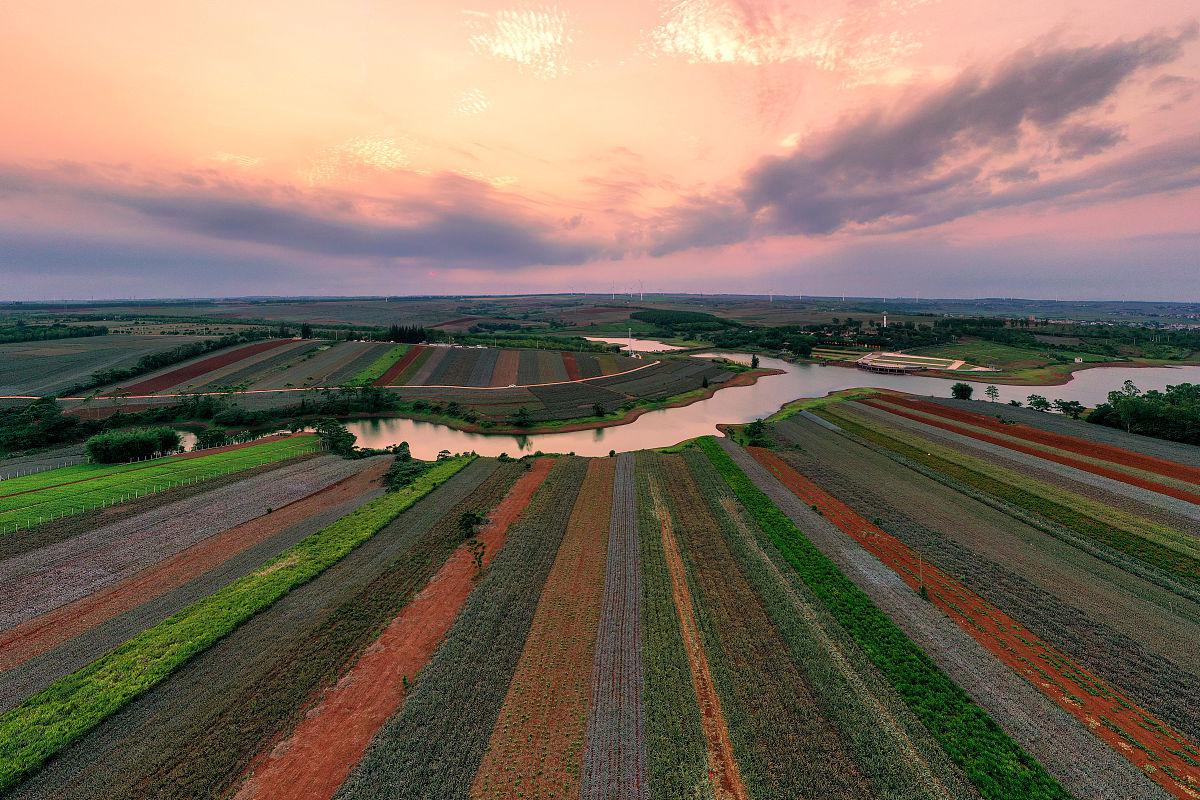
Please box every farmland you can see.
[0,381,1196,798]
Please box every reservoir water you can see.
[345,347,1200,458]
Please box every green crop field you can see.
[347,345,410,386]
[0,437,319,534]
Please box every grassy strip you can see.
[684,450,977,800]
[347,345,410,386]
[659,453,871,798]
[820,406,1200,584]
[765,388,880,423]
[0,454,473,793]
[696,437,1070,800]
[0,438,319,534]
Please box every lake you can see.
[344,346,1200,458]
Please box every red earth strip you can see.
[861,398,1200,505]
[873,394,1200,486]
[373,345,426,387]
[232,457,556,800]
[562,351,582,382]
[748,446,1200,800]
[0,458,386,672]
[116,339,296,395]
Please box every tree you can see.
[1026,394,1051,412]
[984,385,999,403]
[458,511,486,540]
[511,406,532,427]
[592,402,605,418]
[951,382,973,400]
[299,323,313,339]
[702,376,709,389]
[1053,399,1086,419]
[314,418,356,456]
[750,354,760,369]
[194,427,229,450]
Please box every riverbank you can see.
[339,367,785,437]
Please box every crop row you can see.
[656,453,871,799]
[233,459,553,800]
[750,441,1200,800]
[471,457,614,799]
[631,456,712,800]
[0,454,475,793]
[0,437,319,534]
[581,453,648,800]
[769,415,1200,746]
[862,398,1200,502]
[679,449,977,800]
[193,341,322,390]
[695,436,1072,800]
[347,345,410,386]
[116,338,296,394]
[820,405,1200,585]
[334,458,590,799]
[0,454,373,639]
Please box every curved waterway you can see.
[346,347,1200,458]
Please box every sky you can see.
[1,0,1198,301]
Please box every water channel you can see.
[343,343,1200,458]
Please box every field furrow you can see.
[581,453,647,800]
[471,457,614,799]
[334,458,589,799]
[233,458,554,800]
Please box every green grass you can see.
[0,437,319,534]
[765,388,880,423]
[0,454,474,793]
[347,344,410,386]
[697,437,1070,800]
[909,341,1107,370]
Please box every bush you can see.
[951,382,973,400]
[85,428,181,463]
[194,428,230,450]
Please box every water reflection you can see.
[584,336,686,352]
[346,348,1200,458]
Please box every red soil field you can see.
[862,398,1200,505]
[232,458,556,800]
[430,316,481,329]
[489,349,520,387]
[875,394,1200,485]
[750,447,1200,800]
[116,339,296,395]
[0,458,388,672]
[562,351,582,381]
[471,457,614,799]
[651,480,748,800]
[373,345,425,386]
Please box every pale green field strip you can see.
[0,438,319,535]
[0,454,474,793]
[347,344,410,386]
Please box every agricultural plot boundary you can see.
[697,437,1074,800]
[749,444,1200,800]
[0,455,474,793]
[0,437,319,535]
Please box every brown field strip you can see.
[563,351,582,381]
[471,457,615,799]
[0,459,388,673]
[233,458,555,800]
[749,446,1200,800]
[489,349,520,386]
[874,395,1200,485]
[116,339,295,395]
[372,345,425,386]
[862,399,1200,505]
[649,479,749,800]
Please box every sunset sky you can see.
[2,0,1198,300]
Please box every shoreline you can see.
[814,356,1200,387]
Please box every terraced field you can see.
[1,390,1194,800]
